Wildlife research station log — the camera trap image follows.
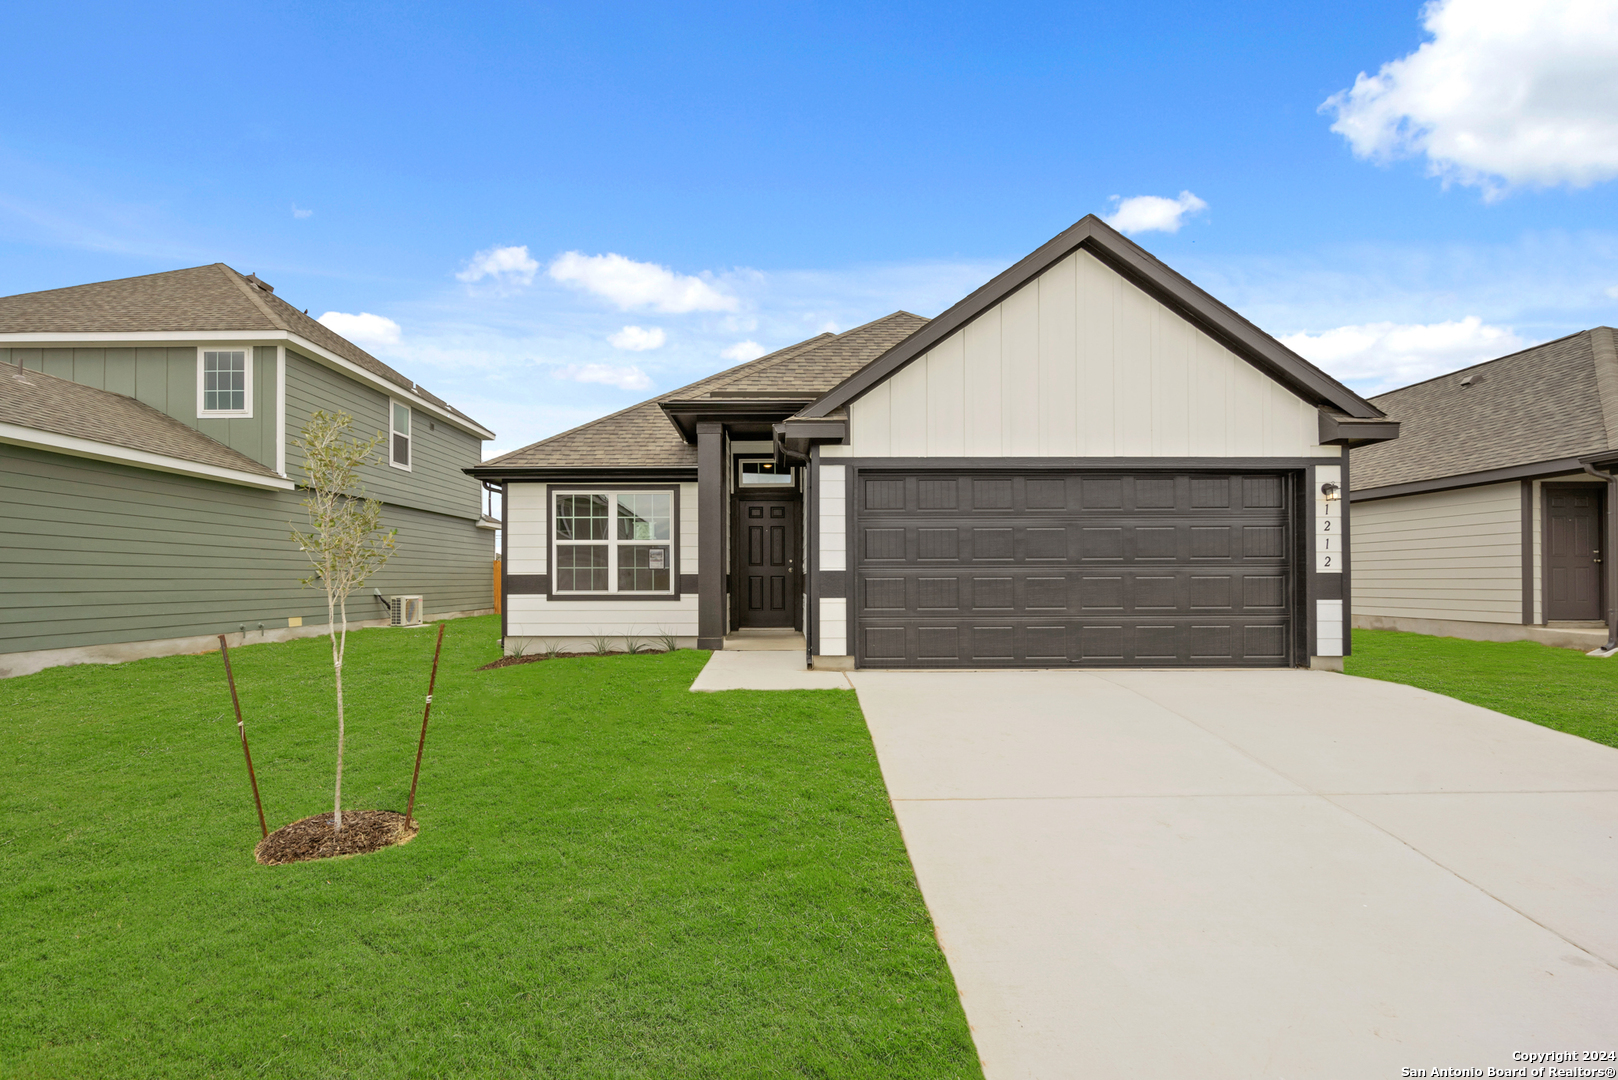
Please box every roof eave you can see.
[465,464,698,482]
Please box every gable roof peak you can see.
[800,214,1382,421]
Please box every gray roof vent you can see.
[1459,373,1483,388]
[244,273,274,293]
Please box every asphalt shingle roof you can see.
[484,311,928,469]
[0,264,486,432]
[1352,328,1618,490]
[0,364,282,478]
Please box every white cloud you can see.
[456,245,540,286]
[1607,284,1618,300]
[291,204,312,219]
[1323,0,1618,197]
[1103,191,1208,235]
[720,340,765,362]
[552,362,653,392]
[548,251,739,313]
[317,311,402,346]
[1279,317,1529,394]
[608,325,666,351]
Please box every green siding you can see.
[0,443,494,656]
[1,345,279,471]
[283,350,482,521]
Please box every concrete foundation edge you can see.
[1352,613,1610,651]
[0,608,496,679]
[812,655,856,671]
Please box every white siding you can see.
[845,249,1338,459]
[818,465,846,572]
[819,598,847,657]
[1351,484,1523,623]
[504,482,698,643]
[506,482,548,574]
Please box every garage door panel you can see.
[855,617,1296,667]
[853,469,1297,668]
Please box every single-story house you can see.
[1350,327,1618,651]
[472,215,1397,670]
[0,264,498,678]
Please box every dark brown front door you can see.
[1545,484,1604,621]
[737,497,799,628]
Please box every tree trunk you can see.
[331,590,344,833]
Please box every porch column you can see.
[697,422,726,650]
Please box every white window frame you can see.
[551,489,676,596]
[196,347,253,418]
[389,400,412,471]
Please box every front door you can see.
[1545,484,1604,622]
[737,496,799,628]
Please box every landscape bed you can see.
[0,615,980,1079]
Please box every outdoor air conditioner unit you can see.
[389,595,424,627]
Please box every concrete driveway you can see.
[846,668,1618,1080]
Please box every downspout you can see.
[1580,460,1618,652]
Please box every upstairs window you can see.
[198,349,251,416]
[553,490,674,593]
[390,402,412,469]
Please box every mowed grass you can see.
[0,616,980,1079]
[1346,629,1618,749]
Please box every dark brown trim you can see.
[799,215,1382,422]
[1349,457,1588,502]
[1521,479,1535,625]
[830,456,1337,470]
[541,483,685,602]
[846,464,858,662]
[697,423,725,649]
[1319,411,1400,447]
[807,445,820,660]
[499,480,508,644]
[1340,452,1352,656]
[507,574,549,594]
[817,570,847,599]
[679,573,699,593]
[467,466,697,482]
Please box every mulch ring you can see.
[255,809,418,866]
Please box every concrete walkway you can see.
[689,650,853,691]
[847,668,1618,1080]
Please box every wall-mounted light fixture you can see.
[1320,481,1340,501]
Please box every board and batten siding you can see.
[814,247,1341,657]
[0,442,493,656]
[830,249,1341,461]
[504,481,699,642]
[1351,483,1523,624]
[2,345,279,471]
[283,350,482,520]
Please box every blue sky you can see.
[3,0,1617,456]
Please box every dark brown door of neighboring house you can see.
[1545,484,1604,622]
[736,496,800,628]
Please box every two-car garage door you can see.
[853,471,1298,668]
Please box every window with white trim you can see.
[198,349,252,416]
[390,402,412,469]
[553,491,673,593]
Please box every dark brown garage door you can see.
[853,471,1297,668]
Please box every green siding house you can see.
[0,264,497,677]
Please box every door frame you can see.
[1540,481,1607,624]
[730,488,804,631]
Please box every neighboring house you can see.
[473,215,1396,670]
[0,264,498,677]
[1350,328,1618,651]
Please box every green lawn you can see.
[0,616,979,1079]
[1346,629,1618,749]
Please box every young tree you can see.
[291,410,397,833]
